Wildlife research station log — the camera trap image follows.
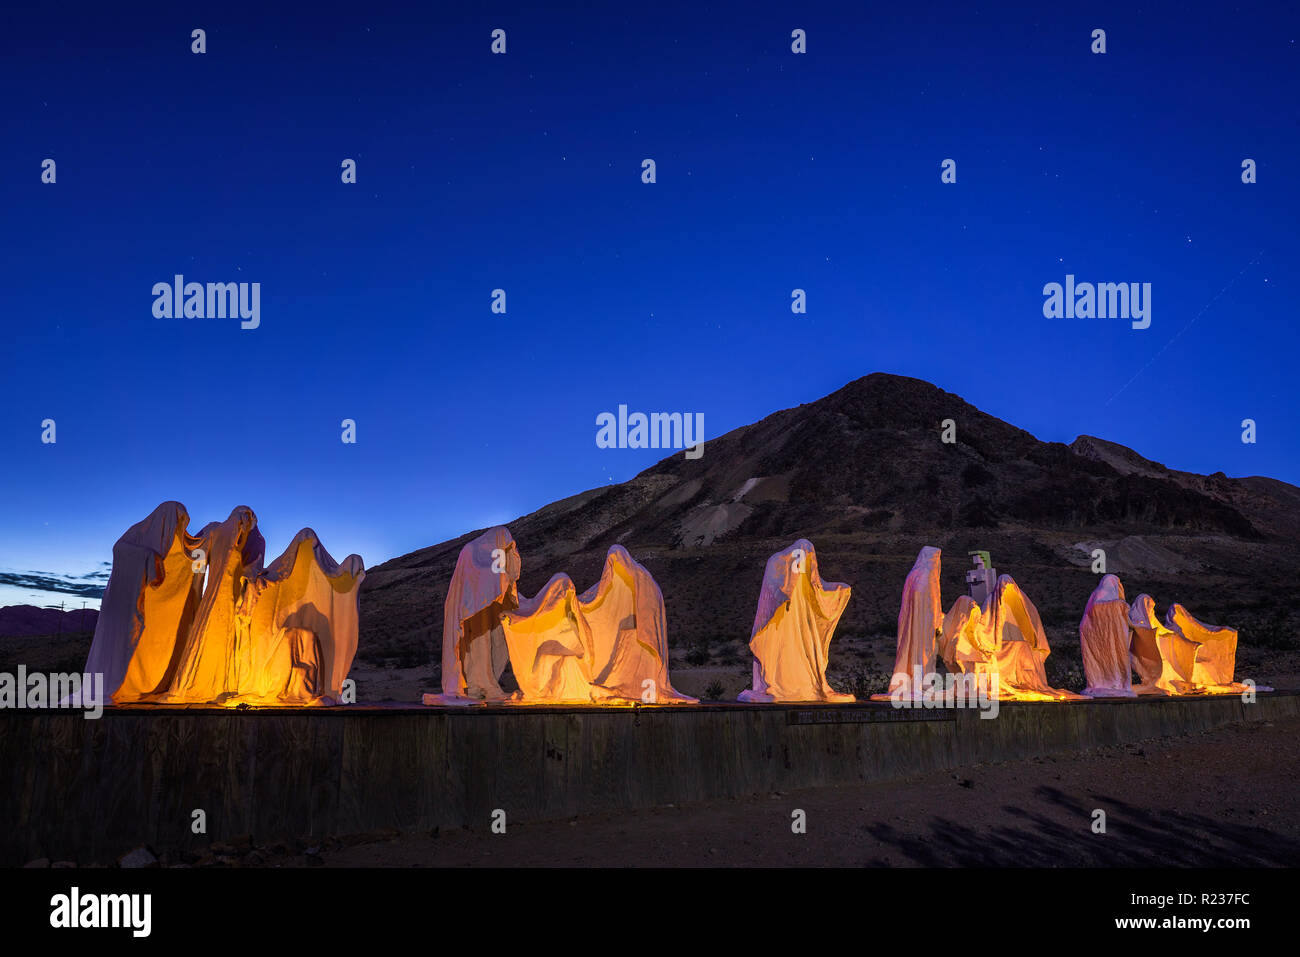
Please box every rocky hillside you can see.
[359,373,1300,675]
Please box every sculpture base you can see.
[2,691,1295,865]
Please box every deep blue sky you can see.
[2,1,1296,606]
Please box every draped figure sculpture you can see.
[985,575,1082,700]
[939,595,997,684]
[739,539,854,703]
[1128,593,1199,695]
[161,506,265,704]
[81,502,364,707]
[1164,604,1257,694]
[424,526,520,706]
[82,501,204,703]
[235,529,366,705]
[1079,574,1137,697]
[499,573,595,702]
[578,545,697,704]
[881,546,943,699]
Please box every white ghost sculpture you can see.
[235,528,365,705]
[425,526,520,706]
[82,501,204,703]
[499,573,595,702]
[1164,604,1259,694]
[578,545,697,704]
[1128,594,1198,695]
[1079,574,1137,698]
[882,546,943,699]
[163,506,265,704]
[739,539,854,703]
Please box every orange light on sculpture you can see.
[423,526,519,706]
[1164,603,1259,694]
[739,539,855,703]
[1079,575,1137,698]
[1129,594,1199,695]
[82,502,364,707]
[940,575,1082,701]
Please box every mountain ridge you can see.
[358,372,1300,671]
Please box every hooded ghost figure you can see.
[235,529,365,705]
[739,539,854,703]
[985,575,1083,701]
[1129,594,1198,695]
[426,526,520,706]
[163,506,265,703]
[940,595,997,679]
[499,573,594,702]
[82,501,204,703]
[1164,604,1253,694]
[577,545,697,703]
[1079,574,1137,698]
[883,546,943,698]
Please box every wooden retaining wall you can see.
[2,692,1294,865]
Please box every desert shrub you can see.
[704,680,725,701]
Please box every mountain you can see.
[0,604,98,638]
[358,373,1300,673]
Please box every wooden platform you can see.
[2,692,1295,865]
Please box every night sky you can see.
[2,1,1296,607]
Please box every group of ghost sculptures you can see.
[82,501,365,707]
[888,547,1081,701]
[1078,575,1261,696]
[425,527,697,705]
[739,539,855,703]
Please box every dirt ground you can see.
[118,712,1296,869]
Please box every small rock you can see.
[118,846,158,869]
[23,858,50,869]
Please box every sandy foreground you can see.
[197,713,1298,869]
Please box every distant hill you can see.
[0,604,98,638]
[359,373,1300,672]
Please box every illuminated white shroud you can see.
[159,506,265,704]
[941,575,1083,701]
[739,539,854,703]
[234,528,365,705]
[1128,593,1199,695]
[424,526,520,706]
[496,546,697,704]
[1165,603,1265,694]
[84,503,364,706]
[500,573,594,702]
[883,546,943,699]
[83,501,203,703]
[1079,574,1138,698]
[577,545,697,703]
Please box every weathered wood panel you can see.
[1,693,1295,865]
